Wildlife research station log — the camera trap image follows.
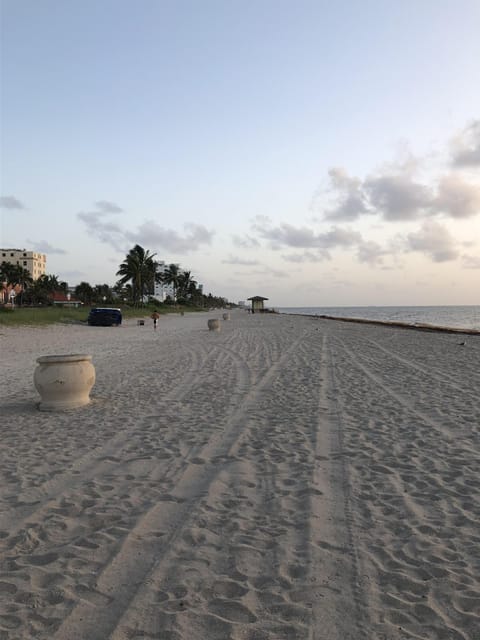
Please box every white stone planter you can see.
[34,354,96,411]
[222,313,230,321]
[208,318,221,332]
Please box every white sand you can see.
[1,310,479,640]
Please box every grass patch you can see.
[0,304,205,327]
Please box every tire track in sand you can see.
[0,339,211,535]
[52,325,315,640]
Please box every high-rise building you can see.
[153,261,178,301]
[1,248,47,280]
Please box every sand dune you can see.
[1,311,479,639]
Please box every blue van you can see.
[87,307,122,326]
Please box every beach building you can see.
[49,291,83,307]
[248,295,269,313]
[153,261,179,302]
[0,248,47,280]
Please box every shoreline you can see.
[1,311,479,639]
[280,312,480,336]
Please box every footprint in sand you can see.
[0,581,17,595]
[0,614,22,630]
[207,598,257,623]
[212,579,248,599]
[27,552,59,566]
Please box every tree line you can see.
[1,244,229,308]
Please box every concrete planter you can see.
[208,318,221,332]
[222,313,230,321]
[34,354,96,411]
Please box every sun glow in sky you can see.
[1,0,479,306]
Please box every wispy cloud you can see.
[450,120,480,167]
[77,201,214,254]
[94,200,124,214]
[252,217,362,250]
[231,234,261,249]
[127,221,214,254]
[282,250,331,263]
[250,266,289,278]
[0,195,25,209]
[77,211,127,251]
[462,254,480,269]
[222,255,260,266]
[26,240,67,254]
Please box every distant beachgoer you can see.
[151,310,160,329]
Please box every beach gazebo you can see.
[247,295,268,314]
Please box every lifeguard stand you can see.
[247,296,269,314]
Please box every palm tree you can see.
[24,273,65,306]
[161,263,181,302]
[116,245,156,306]
[0,262,33,287]
[37,273,61,292]
[0,262,33,305]
[176,270,197,301]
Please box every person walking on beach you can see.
[151,310,160,330]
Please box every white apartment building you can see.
[1,248,47,280]
[153,261,178,302]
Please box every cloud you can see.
[314,121,480,224]
[249,266,289,278]
[356,240,388,265]
[127,221,214,254]
[364,173,433,221]
[231,234,261,249]
[450,120,480,167]
[434,174,480,218]
[321,227,363,247]
[462,255,480,269]
[78,206,214,255]
[0,195,25,209]
[95,200,124,214]
[252,218,362,250]
[323,168,369,221]
[222,255,260,266]
[316,166,434,223]
[26,240,67,254]
[77,211,127,251]
[406,221,459,262]
[282,250,331,263]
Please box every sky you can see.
[1,0,479,307]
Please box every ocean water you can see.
[277,306,480,331]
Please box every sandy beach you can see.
[1,310,479,640]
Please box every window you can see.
[23,261,27,266]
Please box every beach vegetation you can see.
[116,244,157,306]
[1,245,231,324]
[74,281,94,305]
[0,302,188,327]
[1,261,34,290]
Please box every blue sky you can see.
[1,0,479,305]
